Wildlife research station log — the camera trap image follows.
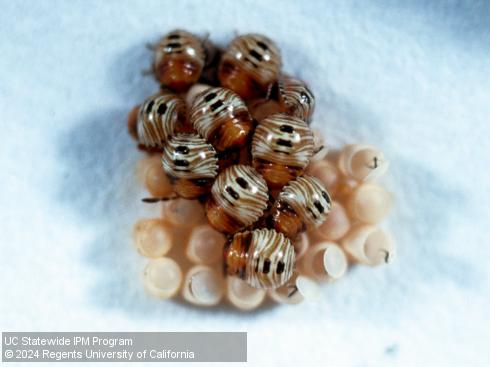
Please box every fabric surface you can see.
[1,0,489,366]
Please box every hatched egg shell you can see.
[300,242,347,281]
[268,274,319,305]
[341,224,395,266]
[322,244,348,280]
[338,144,389,182]
[186,224,226,265]
[136,154,156,184]
[226,277,267,311]
[127,105,140,139]
[143,155,174,197]
[332,179,359,205]
[143,257,183,299]
[162,198,205,227]
[182,265,225,306]
[133,219,174,258]
[364,227,395,265]
[347,183,392,224]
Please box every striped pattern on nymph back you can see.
[137,92,186,148]
[190,87,250,140]
[277,175,332,227]
[252,113,314,168]
[211,164,268,227]
[154,30,206,71]
[245,229,295,289]
[222,34,281,86]
[161,134,218,180]
[278,77,315,121]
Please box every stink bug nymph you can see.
[251,113,314,189]
[269,76,315,122]
[161,133,219,199]
[190,87,254,152]
[129,91,188,150]
[205,164,269,234]
[153,30,206,92]
[218,34,282,100]
[270,175,332,239]
[224,228,295,289]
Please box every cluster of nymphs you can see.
[128,30,395,310]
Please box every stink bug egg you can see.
[226,277,267,310]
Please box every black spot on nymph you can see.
[210,100,224,112]
[249,49,263,62]
[204,92,217,102]
[313,200,324,213]
[225,186,240,200]
[235,177,249,189]
[307,207,318,220]
[276,261,285,274]
[322,191,331,204]
[157,103,167,115]
[146,100,155,113]
[175,145,189,154]
[166,42,181,49]
[280,124,294,133]
[174,159,189,167]
[277,139,293,148]
[256,41,269,50]
[262,258,271,274]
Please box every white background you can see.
[1,0,489,366]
